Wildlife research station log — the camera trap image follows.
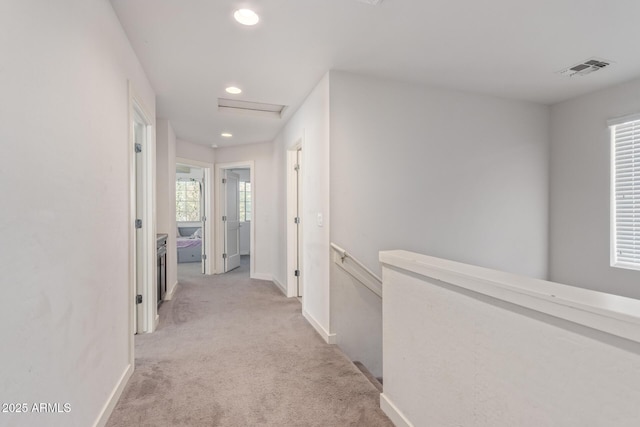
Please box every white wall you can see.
[176,166,203,181]
[381,250,640,427]
[326,71,549,376]
[230,168,250,182]
[330,70,550,279]
[156,119,178,295]
[549,77,640,300]
[216,143,276,276]
[176,139,216,165]
[0,1,155,426]
[273,74,332,338]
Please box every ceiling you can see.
[110,0,640,148]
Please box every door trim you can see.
[176,157,213,275]
[128,81,156,347]
[214,161,255,277]
[286,140,303,297]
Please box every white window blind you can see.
[611,118,640,269]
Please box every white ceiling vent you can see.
[558,57,612,77]
[218,98,287,118]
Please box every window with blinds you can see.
[611,115,640,270]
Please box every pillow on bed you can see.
[192,228,203,239]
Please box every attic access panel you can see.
[218,98,287,119]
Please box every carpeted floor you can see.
[106,257,393,426]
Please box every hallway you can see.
[107,259,392,426]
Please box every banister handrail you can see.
[331,243,382,297]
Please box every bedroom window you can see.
[610,115,640,270]
[239,181,252,222]
[176,180,201,222]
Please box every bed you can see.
[177,226,202,263]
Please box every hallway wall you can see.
[273,74,332,339]
[0,0,155,426]
[156,119,178,295]
[329,70,550,279]
[326,70,550,377]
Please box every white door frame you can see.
[286,140,303,297]
[128,81,157,349]
[215,161,255,277]
[176,157,214,275]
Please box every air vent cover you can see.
[558,57,611,77]
[353,0,383,4]
[218,98,287,118]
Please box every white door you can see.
[224,171,241,271]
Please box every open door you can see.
[224,171,241,272]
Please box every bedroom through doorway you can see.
[175,158,213,277]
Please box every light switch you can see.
[317,213,323,227]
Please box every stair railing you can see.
[330,242,382,298]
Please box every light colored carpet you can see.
[106,257,393,426]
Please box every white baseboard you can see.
[272,276,287,296]
[302,309,336,344]
[94,364,133,427]
[251,272,272,281]
[165,281,179,300]
[380,393,414,427]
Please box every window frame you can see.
[239,181,252,222]
[609,113,640,271]
[176,179,202,222]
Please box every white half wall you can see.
[329,70,550,279]
[0,1,155,426]
[549,77,640,300]
[215,142,277,277]
[273,73,332,336]
[156,119,178,295]
[380,250,640,427]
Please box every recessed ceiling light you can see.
[221,133,233,138]
[234,9,259,26]
[211,144,218,148]
[226,86,242,95]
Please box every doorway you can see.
[129,86,156,338]
[175,157,213,275]
[215,161,255,277]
